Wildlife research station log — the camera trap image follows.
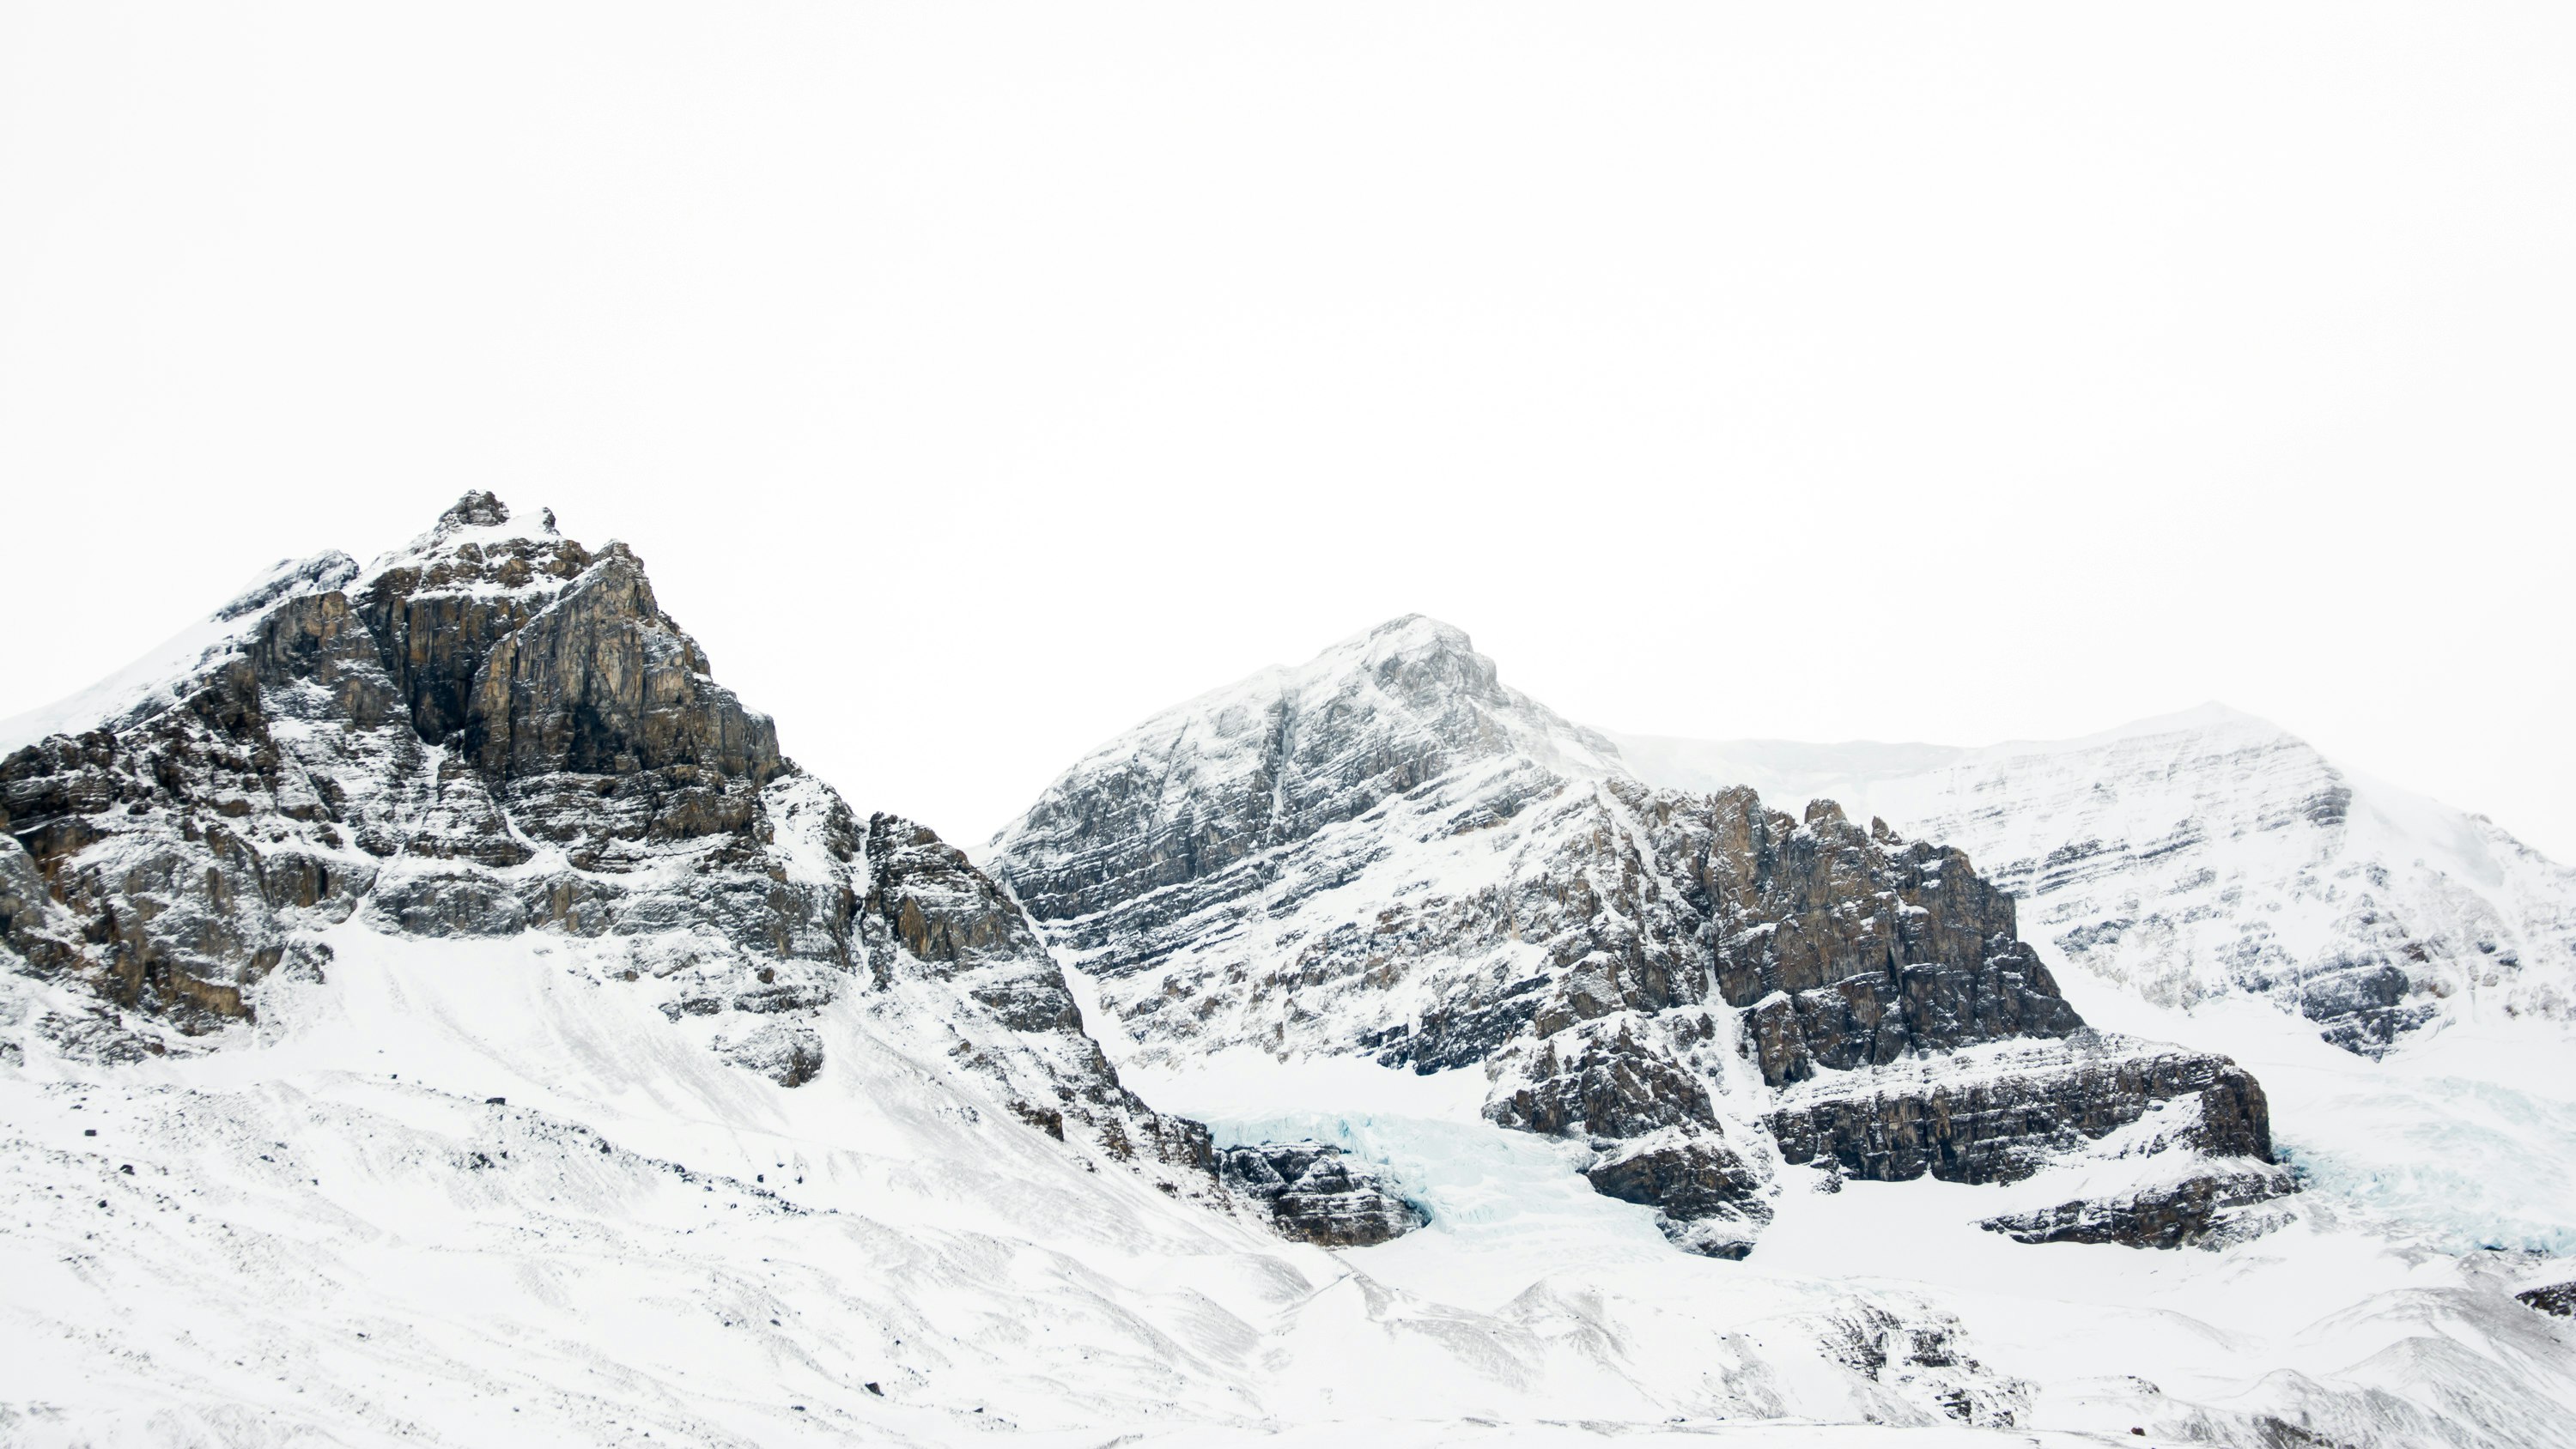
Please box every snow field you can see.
[2,925,2165,1446]
[1124,1009,2576,1448]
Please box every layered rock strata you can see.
[993,616,2284,1255]
[1978,1167,2295,1250]
[1611,710,2576,1056]
[1217,1140,1425,1247]
[1764,1040,2273,1184]
[0,495,1208,1188]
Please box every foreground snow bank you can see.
[1128,1021,2576,1449]
[4,925,2573,1447]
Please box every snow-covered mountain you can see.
[9,559,2575,1448]
[987,615,2576,1446]
[993,617,2285,1261]
[1612,706,2576,1054]
[0,492,1202,1187]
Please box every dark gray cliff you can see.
[0,495,1212,1188]
[856,811,1213,1173]
[1218,1140,1425,1247]
[3,495,817,1033]
[992,616,2283,1256]
[1617,712,2576,1059]
[2518,1281,2576,1318]
[1979,1167,2293,1250]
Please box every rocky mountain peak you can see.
[1,495,796,1036]
[317,497,787,791]
[1334,613,1506,706]
[3,495,1225,1202]
[993,612,1623,936]
[366,493,592,598]
[434,489,513,533]
[994,617,2291,1257]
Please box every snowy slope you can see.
[0,554,362,761]
[1120,1017,2576,1449]
[987,619,2576,1446]
[9,929,2573,1449]
[1611,706,2576,1052]
[10,552,2576,1449]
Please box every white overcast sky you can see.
[4,3,2571,857]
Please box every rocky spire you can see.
[434,489,512,531]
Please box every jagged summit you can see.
[993,616,2285,1258]
[3,488,1226,1244]
[0,495,806,1038]
[350,494,779,785]
[434,488,513,532]
[374,490,574,578]
[11,575,2574,1445]
[993,612,1621,907]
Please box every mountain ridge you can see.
[991,615,2287,1260]
[0,493,1220,1197]
[10,579,2575,1447]
[1607,701,2576,1052]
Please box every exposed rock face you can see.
[1611,710,2576,1056]
[1634,790,2083,1084]
[1822,1303,2031,1429]
[1978,1168,2295,1250]
[860,811,1214,1173]
[1585,1135,1766,1258]
[992,617,2283,1255]
[1766,1043,2273,1185]
[714,1021,825,1088]
[2,496,821,1040]
[0,495,1208,1186]
[2517,1281,2576,1318]
[865,814,1078,1029]
[1217,1140,1424,1247]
